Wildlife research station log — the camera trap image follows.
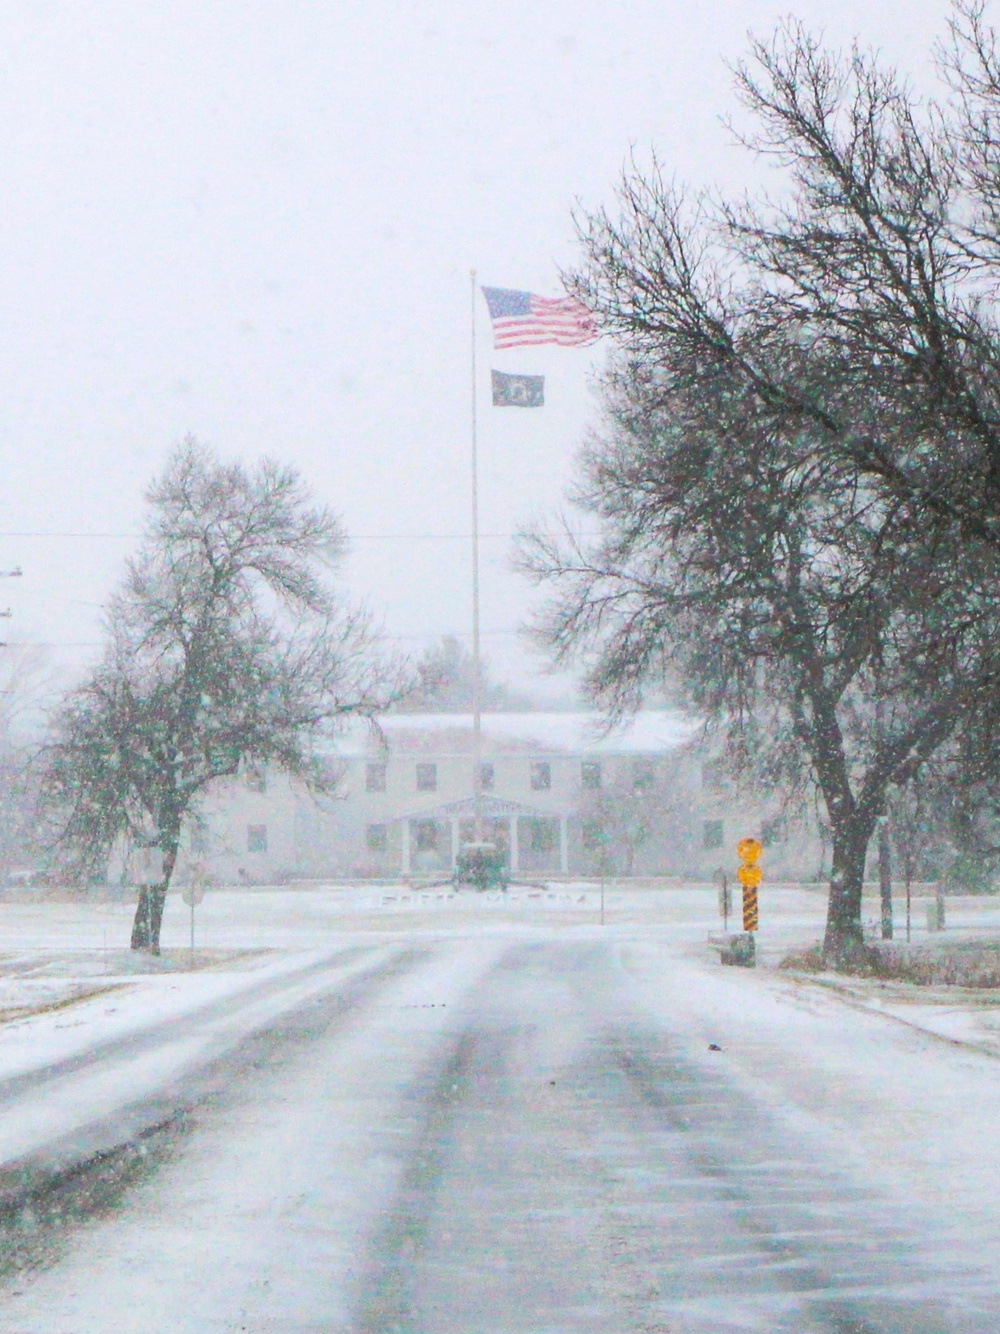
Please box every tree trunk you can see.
[879,820,893,940]
[905,872,912,943]
[130,884,168,954]
[822,819,873,966]
[129,831,180,955]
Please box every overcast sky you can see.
[0,1,953,702]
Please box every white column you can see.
[450,818,460,868]
[509,816,519,874]
[401,819,411,876]
[559,816,569,875]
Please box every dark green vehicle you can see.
[452,842,509,892]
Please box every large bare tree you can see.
[521,4,1000,964]
[522,364,1000,962]
[41,441,400,953]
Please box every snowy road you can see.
[2,930,1000,1332]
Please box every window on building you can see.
[633,759,655,790]
[581,760,602,790]
[525,818,558,853]
[366,823,388,853]
[530,760,551,791]
[413,820,438,851]
[703,819,724,851]
[244,767,266,794]
[582,819,603,851]
[366,762,387,793]
[761,815,786,847]
[480,762,495,792]
[416,762,437,791]
[247,824,268,854]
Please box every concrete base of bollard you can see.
[720,932,756,967]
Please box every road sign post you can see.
[592,827,613,926]
[736,838,762,934]
[713,868,731,931]
[181,871,207,966]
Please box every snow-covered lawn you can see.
[1,879,999,1105]
[3,880,1000,1048]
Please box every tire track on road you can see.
[0,936,506,1333]
[0,944,429,1283]
[0,944,373,1103]
[350,939,999,1334]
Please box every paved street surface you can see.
[1,926,1000,1332]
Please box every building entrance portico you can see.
[398,795,568,877]
[457,816,510,861]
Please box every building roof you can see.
[335,710,699,757]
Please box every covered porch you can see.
[397,795,569,877]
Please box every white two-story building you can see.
[179,712,821,884]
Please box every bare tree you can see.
[40,441,401,953]
[0,646,61,878]
[578,764,689,877]
[568,8,1000,553]
[400,635,537,712]
[520,7,1000,965]
[521,363,1000,963]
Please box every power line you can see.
[0,532,137,539]
[0,530,595,542]
[9,626,528,649]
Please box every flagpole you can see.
[470,269,483,841]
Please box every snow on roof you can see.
[334,711,700,757]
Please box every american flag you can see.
[481,286,598,349]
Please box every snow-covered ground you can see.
[621,944,1000,1270]
[3,882,1000,1329]
[4,880,1000,1105]
[3,879,999,1036]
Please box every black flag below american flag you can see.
[491,370,544,407]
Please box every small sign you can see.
[181,880,206,907]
